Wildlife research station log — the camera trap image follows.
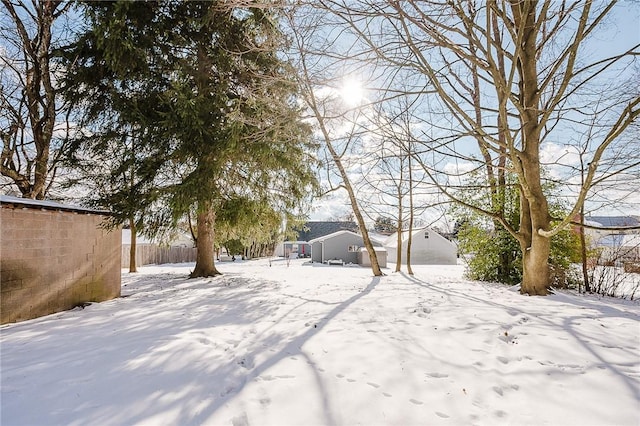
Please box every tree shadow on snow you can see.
[26,272,383,425]
[400,271,640,403]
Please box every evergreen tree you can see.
[64,1,318,277]
[373,216,395,234]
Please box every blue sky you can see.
[308,2,640,226]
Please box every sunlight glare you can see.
[340,78,365,107]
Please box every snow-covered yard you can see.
[1,258,639,425]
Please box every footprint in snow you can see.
[435,412,450,418]
[367,382,380,388]
[409,399,423,405]
[236,355,255,369]
[231,413,249,426]
[496,356,509,365]
[259,397,271,406]
[220,386,236,397]
[276,374,296,379]
[425,372,448,379]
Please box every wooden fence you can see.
[121,244,197,268]
[624,262,640,273]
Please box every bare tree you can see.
[364,147,409,272]
[361,96,435,275]
[312,0,639,295]
[287,6,384,276]
[1,0,74,199]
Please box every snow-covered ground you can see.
[2,258,639,425]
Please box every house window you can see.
[348,245,359,252]
[424,232,429,239]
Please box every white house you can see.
[385,227,457,265]
[583,216,640,246]
[581,216,640,266]
[597,233,640,264]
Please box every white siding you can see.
[386,228,457,265]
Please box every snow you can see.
[2,258,639,425]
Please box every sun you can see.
[340,78,365,107]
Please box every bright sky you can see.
[309,2,640,225]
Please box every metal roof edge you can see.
[0,195,111,215]
[308,229,361,243]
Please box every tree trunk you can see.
[518,160,551,296]
[521,231,550,295]
[406,151,414,275]
[406,228,413,275]
[395,226,402,272]
[518,157,551,296]
[579,208,590,293]
[358,208,384,276]
[129,215,137,273]
[513,1,550,296]
[323,137,383,276]
[190,199,221,278]
[395,173,403,272]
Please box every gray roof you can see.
[586,216,640,228]
[0,195,110,215]
[296,221,359,242]
[598,234,625,247]
[308,229,361,243]
[598,233,640,248]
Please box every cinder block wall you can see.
[1,201,121,324]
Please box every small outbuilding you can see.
[309,230,364,265]
[385,227,457,265]
[358,246,388,268]
[1,196,121,324]
[275,221,359,258]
